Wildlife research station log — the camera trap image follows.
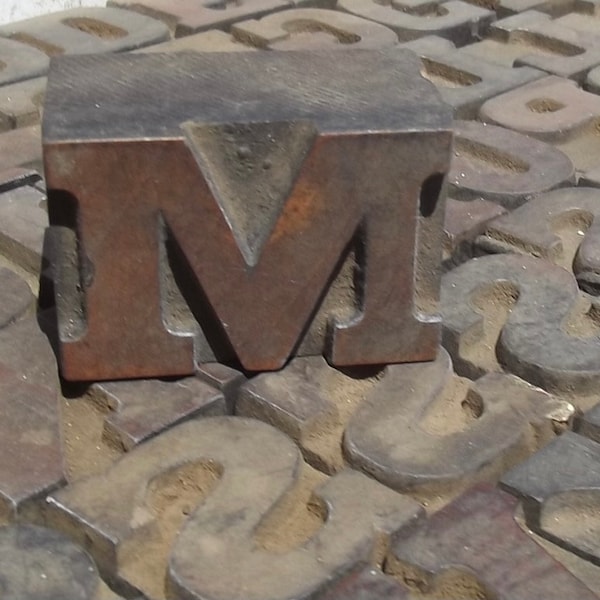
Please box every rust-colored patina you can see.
[43,50,452,380]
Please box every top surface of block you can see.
[42,50,451,141]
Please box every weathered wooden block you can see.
[0,125,42,174]
[317,568,411,599]
[43,50,452,381]
[480,76,600,177]
[238,347,568,497]
[476,187,600,294]
[402,36,544,119]
[462,11,600,82]
[443,197,507,266]
[442,253,600,393]
[231,8,399,50]
[0,77,46,132]
[388,484,600,599]
[449,120,574,209]
[0,37,48,86]
[0,7,169,57]
[47,417,423,598]
[338,0,494,46]
[0,185,48,275]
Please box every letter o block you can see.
[43,50,452,381]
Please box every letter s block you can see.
[42,50,453,380]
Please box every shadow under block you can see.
[42,50,453,381]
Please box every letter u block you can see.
[42,50,452,381]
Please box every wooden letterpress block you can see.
[43,50,452,380]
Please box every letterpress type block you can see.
[0,269,64,522]
[47,417,423,598]
[476,187,600,293]
[43,50,452,380]
[442,253,600,393]
[388,485,600,599]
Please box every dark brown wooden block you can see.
[43,50,452,380]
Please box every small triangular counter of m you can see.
[183,120,317,266]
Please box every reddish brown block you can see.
[239,348,568,497]
[0,185,48,275]
[337,0,494,45]
[0,524,122,599]
[462,11,600,81]
[0,268,64,522]
[449,120,574,209]
[0,77,46,132]
[47,417,423,599]
[476,187,600,293]
[480,76,600,176]
[387,485,600,599]
[231,8,398,49]
[0,7,169,57]
[43,50,452,380]
[108,0,322,37]
[442,253,600,393]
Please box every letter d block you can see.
[42,50,452,381]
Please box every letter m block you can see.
[42,50,452,381]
